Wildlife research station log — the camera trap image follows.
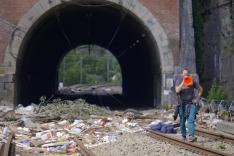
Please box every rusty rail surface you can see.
[76,138,96,156]
[146,129,232,156]
[195,128,234,144]
[0,133,15,156]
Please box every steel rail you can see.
[146,129,232,156]
[195,128,234,144]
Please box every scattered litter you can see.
[0,98,232,155]
[122,118,129,124]
[70,128,82,135]
[15,104,38,115]
[2,127,8,137]
[20,115,39,128]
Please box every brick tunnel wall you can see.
[0,0,180,69]
[0,0,179,106]
[0,0,38,65]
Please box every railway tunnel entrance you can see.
[9,0,174,108]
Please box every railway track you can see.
[0,133,15,156]
[67,128,234,156]
[73,127,234,156]
[195,128,234,144]
[146,129,233,156]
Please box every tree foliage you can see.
[207,80,229,101]
[59,45,121,86]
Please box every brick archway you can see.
[4,0,175,106]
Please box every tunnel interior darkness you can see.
[16,1,162,108]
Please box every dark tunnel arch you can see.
[16,1,162,108]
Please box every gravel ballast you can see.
[91,133,200,156]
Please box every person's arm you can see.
[196,85,203,100]
[175,78,184,93]
[193,83,203,104]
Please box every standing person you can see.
[175,68,203,142]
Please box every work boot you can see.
[181,135,186,141]
[173,114,178,121]
[188,136,197,142]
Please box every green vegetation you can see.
[207,80,229,101]
[161,103,172,111]
[217,141,226,150]
[59,45,121,86]
[37,98,111,120]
